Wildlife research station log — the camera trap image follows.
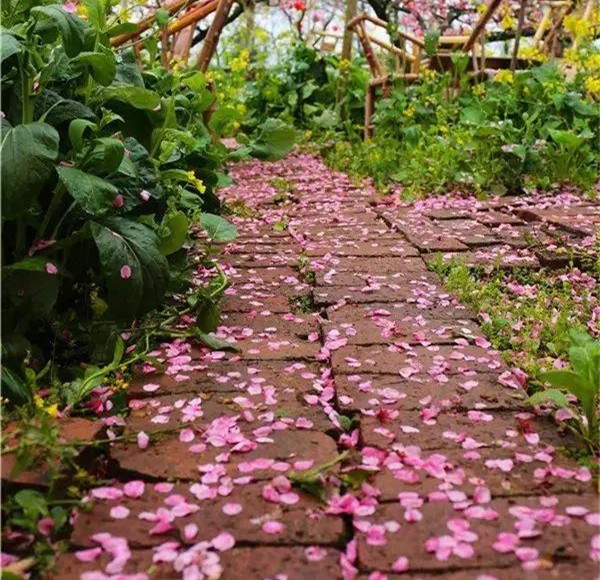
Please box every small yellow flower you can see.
[232,121,240,130]
[236,103,246,115]
[586,54,600,71]
[501,13,515,30]
[403,106,415,118]
[494,70,514,84]
[473,83,486,96]
[585,76,600,95]
[34,394,44,410]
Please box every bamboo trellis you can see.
[111,0,235,71]
[348,0,586,138]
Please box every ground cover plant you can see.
[432,258,600,452]
[2,0,600,578]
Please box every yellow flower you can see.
[76,4,89,18]
[586,54,600,72]
[236,103,246,115]
[186,170,206,193]
[518,45,547,62]
[232,121,240,130]
[205,72,213,83]
[564,15,591,40]
[339,59,351,71]
[34,394,58,417]
[473,83,486,96]
[403,106,415,118]
[494,70,514,84]
[585,76,600,95]
[34,394,44,410]
[501,13,515,30]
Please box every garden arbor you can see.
[349,0,593,138]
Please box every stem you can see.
[18,53,33,124]
[36,184,66,240]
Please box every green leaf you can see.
[424,29,441,57]
[2,257,59,320]
[106,22,139,38]
[69,118,97,152]
[249,119,297,161]
[155,8,170,26]
[32,5,86,57]
[548,129,585,151]
[71,48,116,85]
[199,213,237,243]
[159,211,188,255]
[57,167,118,215]
[191,328,239,352]
[97,138,125,173]
[538,369,585,391]
[90,217,169,320]
[1,123,59,219]
[1,367,32,404]
[527,388,569,408]
[97,86,161,110]
[15,489,47,517]
[83,0,107,31]
[0,28,22,62]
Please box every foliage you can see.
[0,0,296,408]
[214,43,368,136]
[529,329,600,451]
[432,258,599,451]
[324,64,600,195]
[432,260,599,376]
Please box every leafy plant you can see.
[529,328,600,449]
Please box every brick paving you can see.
[49,155,598,580]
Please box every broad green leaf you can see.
[97,86,160,110]
[249,119,297,161]
[0,28,21,62]
[548,129,585,151]
[32,5,86,57]
[69,118,97,151]
[96,138,125,173]
[71,48,116,85]
[159,211,188,255]
[1,123,59,219]
[57,167,118,215]
[538,369,585,391]
[199,213,237,243]
[527,388,569,408]
[90,218,169,320]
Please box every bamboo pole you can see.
[167,0,217,35]
[111,0,194,47]
[511,0,527,70]
[337,0,357,116]
[196,0,234,71]
[463,0,504,52]
[340,0,357,61]
[355,23,383,77]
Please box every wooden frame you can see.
[347,0,581,138]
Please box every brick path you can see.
[52,155,598,580]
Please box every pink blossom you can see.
[45,262,58,275]
[120,265,132,280]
